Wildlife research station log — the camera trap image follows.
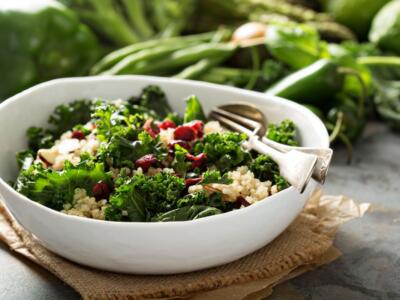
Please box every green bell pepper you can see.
[0,0,100,100]
[265,59,344,105]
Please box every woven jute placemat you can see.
[0,191,370,300]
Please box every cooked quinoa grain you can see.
[62,188,108,220]
[209,166,278,204]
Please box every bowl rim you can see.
[0,75,330,227]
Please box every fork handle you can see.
[261,137,332,183]
[245,136,317,193]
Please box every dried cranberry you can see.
[159,120,176,130]
[135,154,157,172]
[186,153,207,169]
[174,125,196,141]
[143,119,160,138]
[233,196,250,209]
[185,177,202,187]
[168,140,191,151]
[92,181,111,201]
[190,121,204,138]
[71,130,85,140]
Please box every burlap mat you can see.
[0,190,370,300]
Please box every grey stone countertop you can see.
[1,122,399,300]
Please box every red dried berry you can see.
[186,153,207,169]
[168,140,191,151]
[135,154,157,172]
[190,121,204,138]
[92,181,111,201]
[159,120,176,130]
[233,196,250,209]
[143,119,160,138]
[174,125,196,141]
[71,130,85,140]
[185,177,202,187]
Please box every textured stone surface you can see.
[1,122,399,300]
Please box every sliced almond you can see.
[58,139,80,154]
[38,148,58,165]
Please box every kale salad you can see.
[14,86,298,222]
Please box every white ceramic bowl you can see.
[0,76,329,274]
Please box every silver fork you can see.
[209,110,318,193]
[211,107,332,183]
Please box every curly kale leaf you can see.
[106,171,185,221]
[151,205,222,222]
[249,154,289,191]
[93,101,148,142]
[129,85,172,118]
[249,154,280,182]
[107,182,147,222]
[14,158,111,211]
[196,132,251,172]
[201,170,232,185]
[27,127,55,152]
[171,144,191,176]
[16,150,35,170]
[176,190,230,212]
[274,175,290,191]
[48,100,93,136]
[184,95,206,122]
[266,120,299,146]
[99,131,165,168]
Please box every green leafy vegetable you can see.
[129,85,172,118]
[265,22,327,69]
[177,190,230,211]
[151,205,222,222]
[266,120,299,146]
[171,144,191,176]
[15,157,111,211]
[93,101,145,141]
[274,175,290,191]
[99,132,164,168]
[107,171,186,221]
[48,100,92,137]
[249,154,289,190]
[183,95,207,122]
[201,170,232,185]
[249,154,279,182]
[27,127,55,152]
[197,132,250,172]
[369,0,400,54]
[16,150,35,170]
[107,181,147,222]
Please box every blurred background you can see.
[1,0,400,158]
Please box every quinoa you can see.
[201,166,279,204]
[62,188,108,220]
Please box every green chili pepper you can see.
[265,59,344,105]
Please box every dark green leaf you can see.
[183,95,206,122]
[129,85,172,118]
[151,205,222,222]
[201,169,232,184]
[266,120,299,146]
